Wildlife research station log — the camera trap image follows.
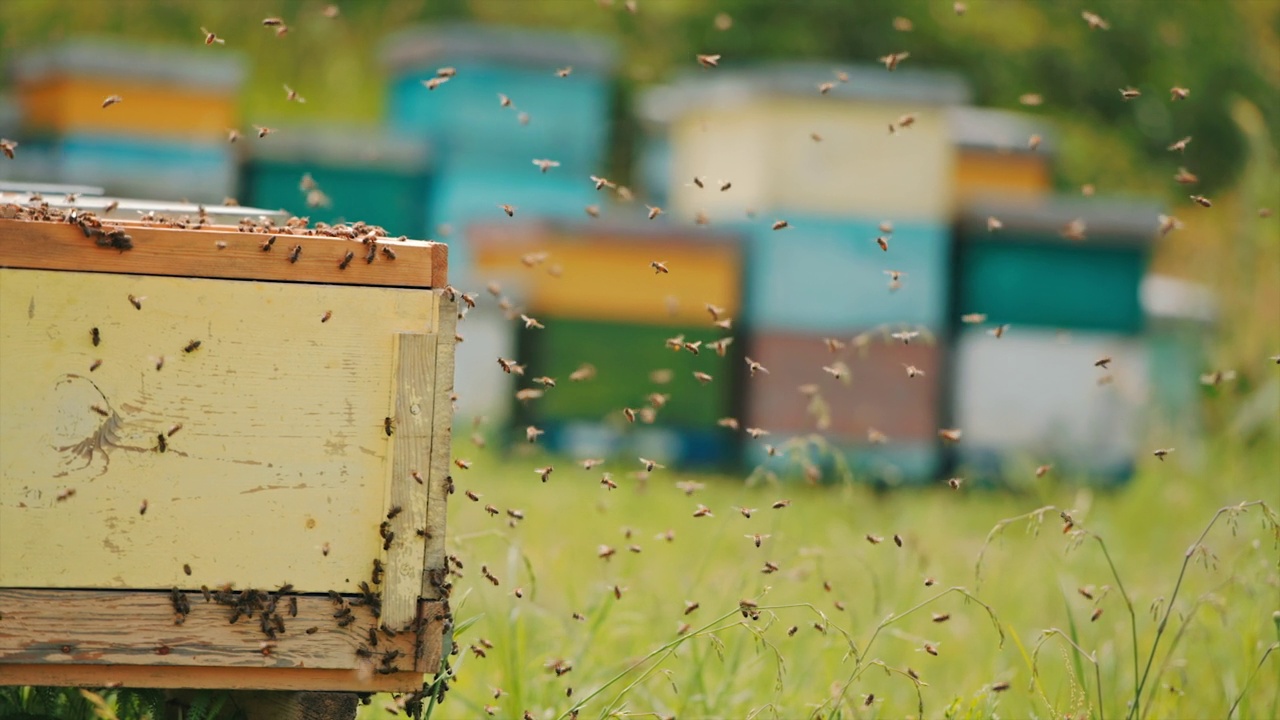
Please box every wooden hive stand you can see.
[0,198,456,719]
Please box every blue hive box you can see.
[381,23,618,176]
[241,126,431,237]
[739,215,952,333]
[0,133,236,203]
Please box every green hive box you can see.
[241,126,430,237]
[955,196,1163,334]
[515,316,740,430]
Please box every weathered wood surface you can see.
[0,268,440,591]
[0,589,445,691]
[420,298,458,601]
[0,218,447,289]
[382,333,434,628]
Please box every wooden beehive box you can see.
[0,194,456,694]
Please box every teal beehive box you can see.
[241,126,430,237]
[381,23,617,176]
[955,196,1164,334]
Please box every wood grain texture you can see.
[382,333,434,629]
[420,297,458,601]
[0,218,442,289]
[0,590,445,691]
[0,268,439,591]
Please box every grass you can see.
[346,427,1279,720]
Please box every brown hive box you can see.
[743,329,943,442]
[0,195,455,693]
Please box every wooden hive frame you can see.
[0,206,456,698]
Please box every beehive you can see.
[638,63,970,223]
[0,195,456,693]
[241,126,431,239]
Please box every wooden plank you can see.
[420,297,458,601]
[0,590,445,691]
[0,665,420,693]
[0,269,439,591]
[381,334,434,629]
[0,218,442,289]
[0,590,412,670]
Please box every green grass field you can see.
[353,430,1279,720]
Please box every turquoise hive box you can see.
[954,196,1164,334]
[380,23,617,176]
[241,126,431,238]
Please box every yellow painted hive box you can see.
[0,198,456,694]
[12,41,243,139]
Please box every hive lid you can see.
[638,62,971,125]
[0,190,288,223]
[8,39,246,91]
[245,125,431,172]
[958,194,1166,245]
[947,106,1055,154]
[381,23,618,75]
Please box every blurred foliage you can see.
[2,0,1277,198]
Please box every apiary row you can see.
[0,25,1211,484]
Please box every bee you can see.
[1190,194,1212,208]
[283,84,305,103]
[423,76,449,90]
[384,417,394,436]
[89,359,103,372]
[365,242,377,264]
[497,358,525,375]
[381,246,396,260]
[454,458,472,470]
[339,251,354,270]
[260,236,275,252]
[1174,167,1198,184]
[585,204,601,218]
[1168,136,1192,153]
[986,216,1004,232]
[1153,448,1174,461]
[1082,10,1110,30]
[1036,464,1052,478]
[989,324,1010,338]
[321,310,332,323]
[322,542,330,557]
[747,533,770,548]
[412,470,424,484]
[818,81,835,95]
[499,204,516,217]
[876,236,890,251]
[992,681,1011,692]
[183,340,202,353]
[534,466,553,483]
[532,158,560,173]
[254,126,276,139]
[693,504,713,518]
[1170,86,1190,101]
[692,371,713,384]
[1091,608,1104,622]
[183,563,192,576]
[157,433,167,453]
[864,694,875,707]
[771,220,789,231]
[1119,87,1141,100]
[139,499,148,515]
[600,474,617,490]
[200,27,226,45]
[154,355,165,371]
[91,327,101,346]
[890,330,920,344]
[1028,134,1042,151]
[526,426,544,442]
[288,244,302,263]
[696,54,721,68]
[932,613,950,623]
[947,477,963,489]
[56,488,76,502]
[924,643,939,656]
[128,294,144,310]
[647,205,664,220]
[866,534,883,545]
[554,66,572,78]
[520,314,544,330]
[386,505,403,520]
[894,533,904,547]
[1095,356,1112,369]
[904,364,925,378]
[878,51,910,70]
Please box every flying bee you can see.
[200,27,225,45]
[90,359,102,372]
[321,310,332,323]
[878,51,910,70]
[932,613,950,623]
[128,294,145,310]
[772,220,789,230]
[183,340,202,353]
[139,499,148,515]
